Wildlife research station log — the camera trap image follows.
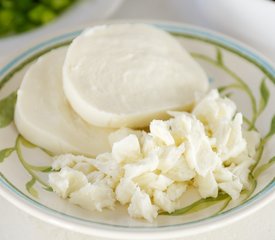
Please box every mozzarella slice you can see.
[63,24,209,128]
[14,47,114,156]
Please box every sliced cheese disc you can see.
[15,47,113,156]
[63,24,209,128]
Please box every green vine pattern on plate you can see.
[0,47,274,217]
[0,134,53,198]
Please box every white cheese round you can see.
[15,47,114,156]
[63,24,209,128]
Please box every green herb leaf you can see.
[0,91,17,128]
[161,193,229,216]
[254,156,275,179]
[26,177,38,198]
[0,147,14,163]
[216,48,223,65]
[258,78,270,115]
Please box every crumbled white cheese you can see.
[181,113,220,176]
[115,178,137,205]
[108,128,143,147]
[153,190,175,213]
[123,153,159,179]
[218,178,243,200]
[243,130,260,157]
[150,120,175,146]
[49,167,88,198]
[49,89,258,222]
[52,154,94,170]
[195,172,218,198]
[128,187,158,222]
[93,152,121,178]
[158,143,185,172]
[164,156,196,181]
[148,174,174,191]
[166,182,187,201]
[69,180,116,211]
[112,134,141,163]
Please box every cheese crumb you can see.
[49,89,258,222]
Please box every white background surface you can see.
[0,0,275,239]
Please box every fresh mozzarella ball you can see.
[63,24,209,128]
[15,47,113,156]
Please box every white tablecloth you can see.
[0,1,274,239]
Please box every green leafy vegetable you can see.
[0,0,77,37]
